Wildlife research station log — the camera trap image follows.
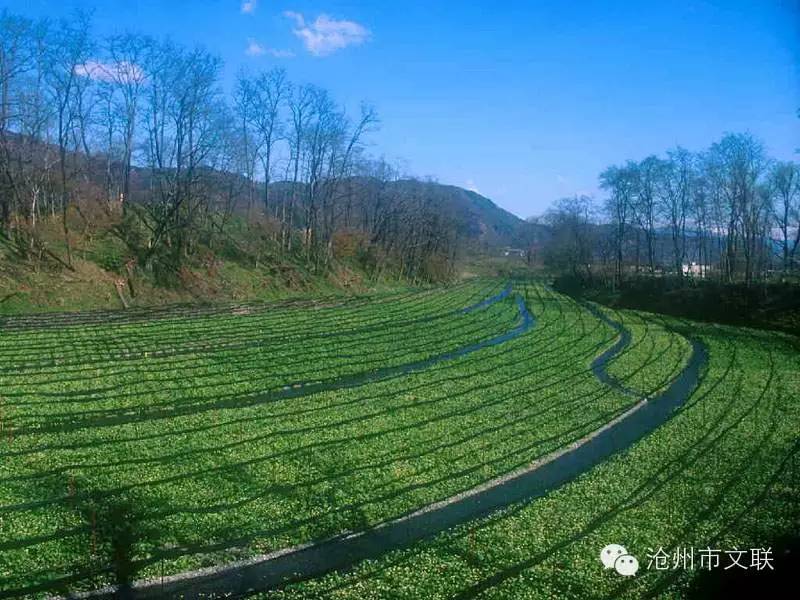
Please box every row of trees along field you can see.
[537,131,800,287]
[0,10,462,286]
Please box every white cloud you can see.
[74,60,144,83]
[268,48,295,58]
[466,179,481,194]
[284,10,304,24]
[245,39,294,58]
[245,39,266,56]
[283,11,371,56]
[241,1,257,14]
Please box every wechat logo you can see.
[600,544,639,576]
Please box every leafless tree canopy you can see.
[541,133,799,286]
[0,10,463,284]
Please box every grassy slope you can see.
[0,216,410,316]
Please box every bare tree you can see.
[630,155,661,273]
[45,11,93,267]
[543,195,595,280]
[247,68,289,217]
[0,11,35,235]
[104,33,148,209]
[232,73,259,216]
[769,161,800,273]
[658,147,691,278]
[0,6,458,289]
[285,83,314,251]
[600,163,636,287]
[689,154,711,276]
[132,41,223,277]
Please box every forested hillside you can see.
[0,10,522,313]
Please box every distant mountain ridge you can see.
[234,176,526,249]
[3,131,526,250]
[385,181,525,248]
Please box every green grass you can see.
[1,282,795,599]
[602,307,692,395]
[265,316,799,599]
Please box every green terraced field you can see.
[266,309,800,599]
[0,281,796,599]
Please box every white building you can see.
[681,262,711,277]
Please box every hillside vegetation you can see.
[0,175,524,314]
[0,10,524,315]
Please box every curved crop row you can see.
[0,283,704,598]
[0,280,502,364]
[266,311,798,599]
[600,307,692,396]
[0,279,506,334]
[3,289,518,430]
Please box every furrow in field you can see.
[18,285,706,600]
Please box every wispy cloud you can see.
[241,0,257,14]
[465,179,481,194]
[245,39,266,56]
[245,39,294,58]
[74,60,144,82]
[283,11,370,56]
[267,48,295,58]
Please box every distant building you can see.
[682,262,711,277]
[501,247,525,257]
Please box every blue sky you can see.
[3,0,799,217]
